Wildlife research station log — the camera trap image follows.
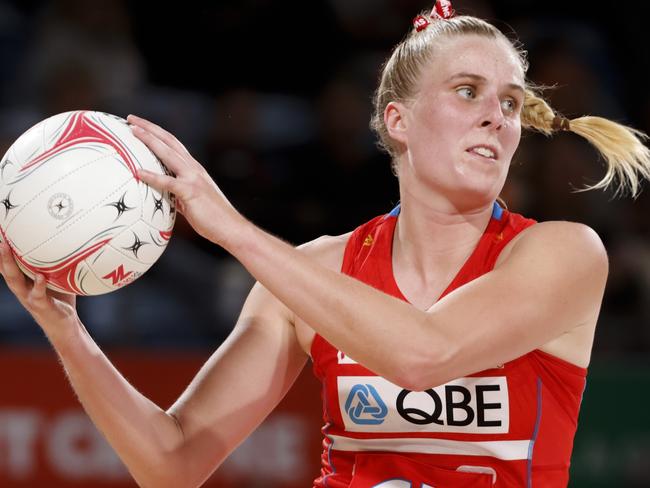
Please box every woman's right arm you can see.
[0,242,308,488]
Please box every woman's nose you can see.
[480,97,505,130]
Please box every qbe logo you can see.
[338,376,509,434]
[396,385,503,427]
[344,384,388,425]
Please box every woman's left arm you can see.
[129,116,608,391]
[227,219,607,391]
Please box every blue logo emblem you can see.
[345,384,388,425]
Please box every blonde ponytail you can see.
[522,89,650,197]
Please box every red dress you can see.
[311,203,588,487]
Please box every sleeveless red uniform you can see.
[311,203,588,488]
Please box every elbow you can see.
[132,458,211,488]
[131,443,222,488]
[394,371,441,393]
[392,375,431,393]
[131,458,190,488]
[391,343,455,392]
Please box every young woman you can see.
[1,2,649,487]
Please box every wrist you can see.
[40,314,87,355]
[217,216,257,256]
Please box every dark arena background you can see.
[1,0,649,486]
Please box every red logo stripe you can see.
[4,232,111,295]
[84,115,139,180]
[21,111,140,180]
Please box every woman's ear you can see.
[385,101,409,147]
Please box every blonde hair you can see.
[371,13,650,197]
[522,90,650,196]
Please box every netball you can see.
[0,110,175,296]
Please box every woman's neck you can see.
[393,183,495,284]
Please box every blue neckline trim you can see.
[492,201,503,221]
[387,203,401,217]
[386,201,503,220]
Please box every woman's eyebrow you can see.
[445,72,524,94]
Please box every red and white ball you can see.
[0,110,175,295]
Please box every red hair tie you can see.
[432,0,455,20]
[413,1,456,31]
[413,15,431,32]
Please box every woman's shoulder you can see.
[500,219,608,272]
[295,211,391,271]
[296,232,353,272]
[520,219,604,245]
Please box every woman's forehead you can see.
[427,35,525,86]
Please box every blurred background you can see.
[0,0,649,486]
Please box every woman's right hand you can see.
[127,115,250,252]
[0,242,80,343]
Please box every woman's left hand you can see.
[127,115,248,249]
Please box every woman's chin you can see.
[446,182,502,211]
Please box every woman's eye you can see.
[501,99,517,113]
[457,87,475,99]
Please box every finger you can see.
[29,273,48,304]
[0,243,28,296]
[26,274,67,318]
[127,114,191,159]
[131,125,188,176]
[138,168,184,198]
[50,288,77,307]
